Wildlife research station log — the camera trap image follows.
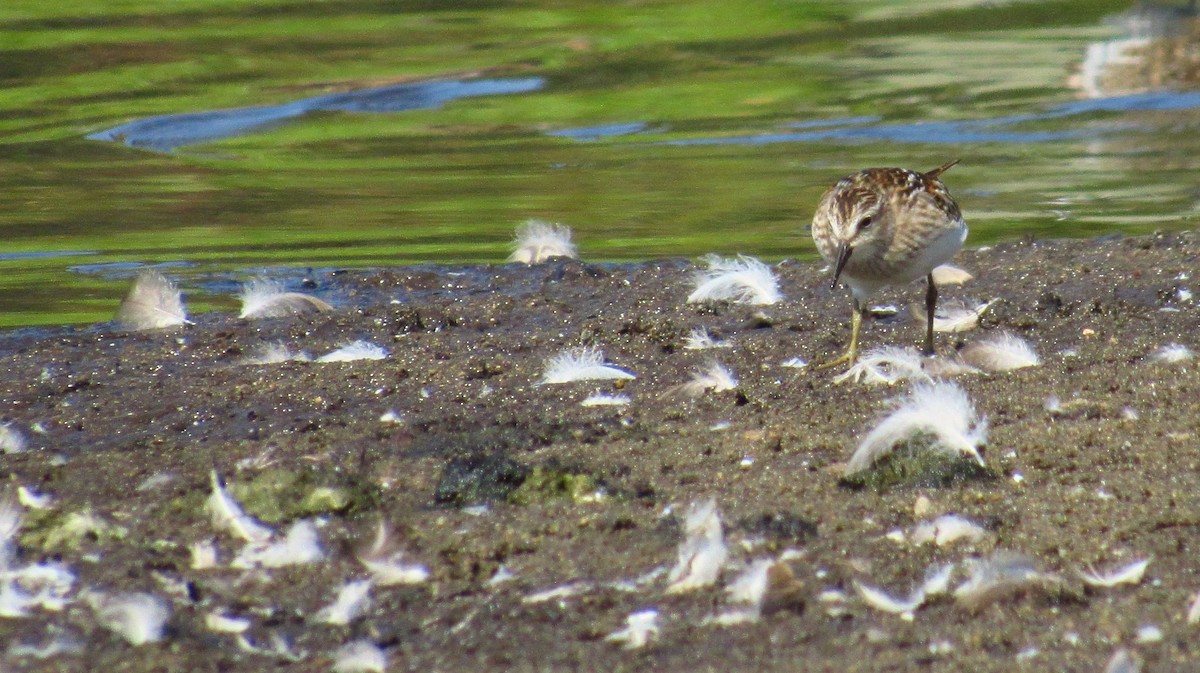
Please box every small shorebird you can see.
[811,160,967,366]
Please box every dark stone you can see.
[434,453,531,506]
[737,512,819,543]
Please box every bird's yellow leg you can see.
[923,273,937,356]
[817,304,863,369]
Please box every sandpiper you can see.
[811,160,968,366]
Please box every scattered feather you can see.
[605,609,660,649]
[930,264,973,285]
[712,559,806,625]
[817,589,850,617]
[670,361,738,397]
[687,254,782,306]
[238,278,332,319]
[232,519,325,568]
[1104,648,1141,673]
[316,579,373,625]
[379,410,403,423]
[922,563,956,597]
[665,498,729,593]
[581,392,631,407]
[845,381,988,476]
[1135,624,1163,644]
[358,522,430,586]
[522,582,593,604]
[833,346,931,386]
[925,355,981,378]
[205,611,252,634]
[508,219,577,264]
[1079,558,1149,588]
[706,606,762,626]
[0,583,28,617]
[5,636,83,659]
[854,563,952,618]
[136,472,175,492]
[236,449,278,471]
[317,341,388,363]
[0,492,22,566]
[14,485,50,511]
[89,592,170,645]
[910,514,988,547]
[928,640,955,655]
[1152,343,1194,364]
[607,566,668,593]
[206,471,273,544]
[1044,394,1111,420]
[487,565,516,586]
[1189,591,1200,625]
[235,631,305,661]
[912,299,996,333]
[960,331,1040,372]
[242,342,311,365]
[332,640,388,673]
[151,571,193,603]
[0,424,26,453]
[540,347,635,384]
[854,580,925,616]
[683,328,730,350]
[115,270,189,330]
[953,551,1062,611]
[0,561,75,616]
[1016,646,1040,661]
[781,356,808,369]
[724,560,774,610]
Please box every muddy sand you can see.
[0,232,1198,672]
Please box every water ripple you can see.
[560,91,1200,148]
[88,77,546,152]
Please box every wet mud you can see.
[1,232,1198,672]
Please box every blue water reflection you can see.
[589,91,1200,147]
[0,251,97,261]
[545,122,651,141]
[88,77,546,152]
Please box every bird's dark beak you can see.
[832,243,852,289]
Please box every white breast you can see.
[904,223,968,283]
[842,222,967,302]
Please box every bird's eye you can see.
[857,216,873,231]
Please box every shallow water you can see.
[1,0,1198,327]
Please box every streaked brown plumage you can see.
[811,160,968,366]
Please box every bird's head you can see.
[814,176,893,288]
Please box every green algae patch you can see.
[20,507,129,552]
[433,455,603,507]
[839,433,998,491]
[226,468,371,522]
[508,466,602,505]
[302,486,352,513]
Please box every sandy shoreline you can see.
[1,232,1198,672]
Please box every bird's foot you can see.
[815,350,856,370]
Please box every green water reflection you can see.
[0,0,1195,327]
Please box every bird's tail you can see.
[925,159,961,179]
